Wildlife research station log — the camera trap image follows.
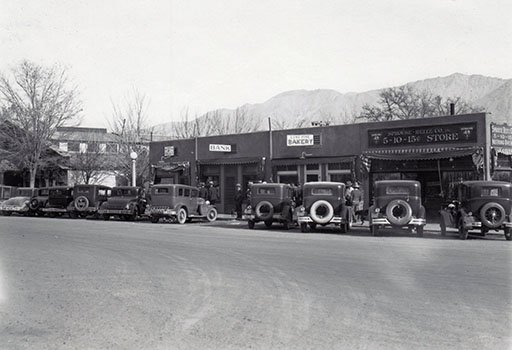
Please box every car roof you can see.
[153,184,194,189]
[112,186,138,190]
[461,180,511,187]
[251,183,290,188]
[375,180,420,186]
[74,184,110,189]
[49,186,73,190]
[303,181,345,187]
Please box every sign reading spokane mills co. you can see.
[209,144,232,152]
[491,123,512,153]
[368,122,477,148]
[287,134,314,146]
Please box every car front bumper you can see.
[297,215,344,224]
[41,207,68,213]
[147,207,177,217]
[0,206,29,213]
[371,217,426,226]
[98,209,134,215]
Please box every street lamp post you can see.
[130,151,138,186]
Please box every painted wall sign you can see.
[368,122,477,148]
[287,134,314,146]
[209,144,232,152]
[491,123,512,151]
[163,145,175,157]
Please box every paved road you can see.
[0,216,510,349]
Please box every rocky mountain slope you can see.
[155,73,511,138]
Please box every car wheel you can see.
[177,208,187,224]
[416,226,424,237]
[29,199,39,211]
[151,216,159,224]
[504,227,512,241]
[458,219,468,240]
[248,219,255,229]
[264,220,273,228]
[371,225,379,236]
[480,202,506,229]
[386,199,412,226]
[255,201,274,221]
[206,207,218,222]
[300,223,308,233]
[310,200,334,224]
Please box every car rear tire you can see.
[255,201,274,221]
[480,202,506,228]
[386,199,412,226]
[177,208,187,224]
[206,207,218,222]
[310,200,334,224]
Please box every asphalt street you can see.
[0,216,510,349]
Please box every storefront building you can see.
[150,113,506,218]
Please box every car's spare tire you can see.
[480,202,506,228]
[74,196,89,211]
[310,200,334,224]
[255,201,274,221]
[386,199,412,226]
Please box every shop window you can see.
[88,142,99,153]
[306,174,319,182]
[306,164,319,170]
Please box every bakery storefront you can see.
[361,113,488,219]
[271,124,360,185]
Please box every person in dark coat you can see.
[207,181,219,205]
[198,182,208,199]
[234,183,244,219]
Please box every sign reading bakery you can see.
[287,134,317,146]
[368,122,477,148]
[209,144,232,152]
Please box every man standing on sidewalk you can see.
[234,183,244,220]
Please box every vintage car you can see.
[28,187,50,215]
[98,186,147,221]
[439,181,512,240]
[146,184,217,224]
[297,182,353,233]
[41,186,74,217]
[0,187,38,216]
[245,183,295,229]
[68,184,110,219]
[369,180,426,237]
[0,185,17,205]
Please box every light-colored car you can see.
[0,188,37,216]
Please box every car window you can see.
[184,188,190,197]
[155,187,169,194]
[481,187,501,197]
[76,187,90,194]
[257,187,276,195]
[385,186,410,195]
[191,189,198,197]
[178,188,184,196]
[98,189,108,196]
[311,188,333,196]
[113,189,136,197]
[39,189,49,196]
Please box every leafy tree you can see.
[357,85,483,122]
[0,61,82,187]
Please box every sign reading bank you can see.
[287,134,314,146]
[209,144,232,152]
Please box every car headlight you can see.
[125,203,134,210]
[467,211,472,217]
[374,207,380,213]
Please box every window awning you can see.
[364,146,478,160]
[153,161,190,172]
[271,156,356,166]
[495,147,512,156]
[197,157,263,166]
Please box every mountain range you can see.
[155,73,511,138]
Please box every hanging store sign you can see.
[287,134,314,146]
[209,144,232,152]
[368,122,477,148]
[491,123,512,153]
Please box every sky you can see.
[1,0,511,129]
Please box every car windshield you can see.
[385,186,410,195]
[50,189,69,196]
[113,189,136,197]
[311,188,333,196]
[75,187,90,194]
[39,189,49,196]
[257,187,276,195]
[154,187,172,195]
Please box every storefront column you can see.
[237,164,243,185]
[220,164,225,212]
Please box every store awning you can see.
[271,156,356,166]
[364,146,478,160]
[197,157,263,166]
[153,161,190,172]
[495,147,512,156]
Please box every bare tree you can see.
[357,85,483,122]
[109,89,152,185]
[0,61,82,187]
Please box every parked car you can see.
[28,187,49,215]
[369,180,426,237]
[439,181,512,240]
[69,184,110,219]
[297,182,353,233]
[98,186,147,221]
[245,183,295,229]
[41,186,74,217]
[146,184,217,224]
[0,187,37,216]
[0,185,17,205]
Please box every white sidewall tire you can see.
[480,202,506,228]
[386,199,412,226]
[177,208,187,224]
[310,200,334,224]
[255,201,274,221]
[206,207,217,222]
